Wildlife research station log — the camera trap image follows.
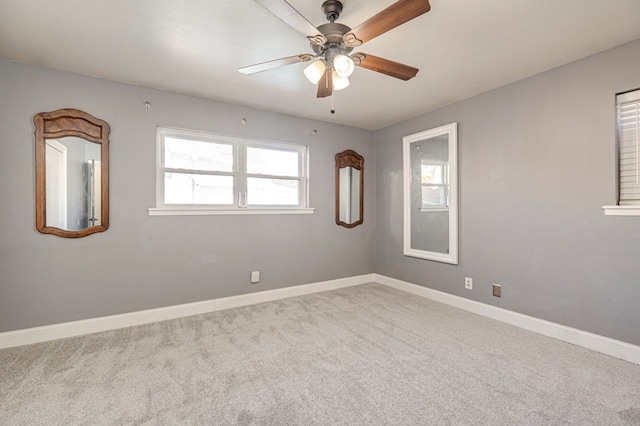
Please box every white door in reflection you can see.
[45,139,68,230]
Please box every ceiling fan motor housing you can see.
[312,22,354,68]
[312,23,352,50]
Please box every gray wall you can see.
[0,60,375,332]
[375,39,640,346]
[3,39,640,347]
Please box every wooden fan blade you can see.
[255,0,327,44]
[356,54,419,81]
[343,0,430,46]
[239,54,313,75]
[316,69,333,98]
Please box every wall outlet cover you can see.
[251,271,260,284]
[493,284,502,297]
[465,277,473,290]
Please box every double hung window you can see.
[605,89,640,215]
[420,159,450,210]
[617,89,640,205]
[153,127,310,214]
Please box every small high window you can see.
[150,127,311,215]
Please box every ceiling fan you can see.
[239,0,431,99]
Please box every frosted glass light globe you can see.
[332,72,350,91]
[303,60,326,85]
[333,54,355,78]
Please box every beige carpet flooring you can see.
[1,283,640,425]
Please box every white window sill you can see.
[420,207,449,212]
[148,207,315,216]
[602,205,640,216]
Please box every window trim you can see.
[148,207,315,216]
[602,204,640,216]
[150,127,313,216]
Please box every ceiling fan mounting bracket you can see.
[321,0,344,23]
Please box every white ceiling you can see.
[1,0,640,130]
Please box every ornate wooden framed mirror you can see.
[335,149,364,228]
[34,108,110,238]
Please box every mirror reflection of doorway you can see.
[45,137,102,231]
[45,139,68,229]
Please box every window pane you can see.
[247,178,299,205]
[421,163,444,184]
[164,172,233,205]
[164,137,233,172]
[247,147,299,177]
[618,98,640,202]
[422,185,447,207]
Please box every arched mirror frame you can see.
[335,149,364,228]
[34,108,110,238]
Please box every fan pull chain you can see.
[331,93,335,114]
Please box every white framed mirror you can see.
[403,122,458,264]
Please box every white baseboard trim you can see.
[0,274,375,349]
[4,272,639,366]
[374,274,640,366]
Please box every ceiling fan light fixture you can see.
[304,60,326,85]
[333,54,355,78]
[332,71,350,91]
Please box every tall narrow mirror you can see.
[35,108,110,238]
[403,123,458,264]
[335,149,364,228]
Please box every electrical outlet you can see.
[251,271,260,284]
[465,277,473,290]
[493,283,502,297]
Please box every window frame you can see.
[149,127,313,216]
[604,88,640,216]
